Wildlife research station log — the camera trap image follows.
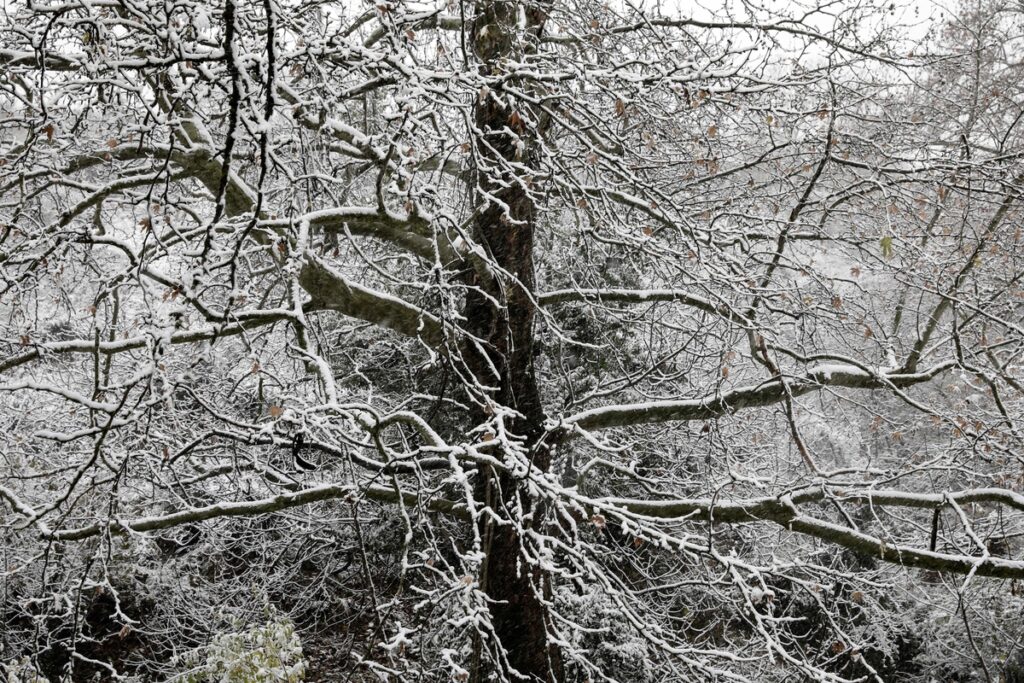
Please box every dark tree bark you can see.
[464,0,561,680]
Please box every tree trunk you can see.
[464,1,561,680]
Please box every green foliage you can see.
[1,658,48,683]
[180,611,306,683]
[880,235,894,259]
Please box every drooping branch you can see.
[0,314,294,374]
[598,486,1024,520]
[538,287,753,324]
[579,486,1024,579]
[298,253,446,346]
[260,207,440,262]
[562,362,954,430]
[177,138,452,348]
[46,482,466,542]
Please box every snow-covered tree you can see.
[3,0,1024,680]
